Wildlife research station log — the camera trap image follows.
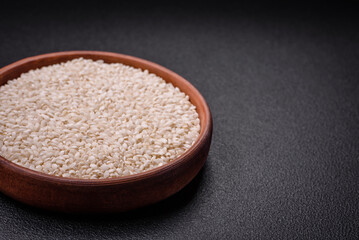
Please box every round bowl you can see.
[0,51,212,213]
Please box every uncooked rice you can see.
[0,58,200,179]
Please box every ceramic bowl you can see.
[0,51,212,213]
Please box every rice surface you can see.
[0,58,200,179]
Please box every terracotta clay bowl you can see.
[0,51,212,213]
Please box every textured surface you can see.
[1,1,359,239]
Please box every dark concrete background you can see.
[1,1,358,239]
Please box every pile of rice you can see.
[0,58,200,179]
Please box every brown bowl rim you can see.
[0,51,212,186]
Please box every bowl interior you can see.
[0,51,211,182]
